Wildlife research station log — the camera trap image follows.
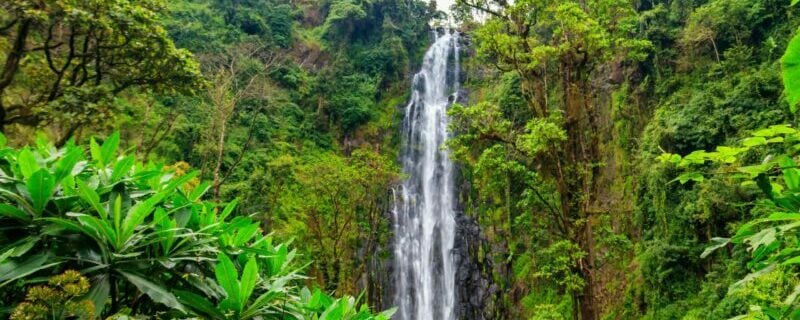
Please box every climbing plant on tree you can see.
[452,0,650,317]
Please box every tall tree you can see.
[454,0,650,317]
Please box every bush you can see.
[0,133,393,319]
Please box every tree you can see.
[274,149,398,295]
[452,0,650,317]
[0,0,203,136]
[201,43,282,202]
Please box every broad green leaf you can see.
[744,227,777,252]
[320,299,347,320]
[220,198,239,221]
[54,147,82,182]
[17,149,39,179]
[87,274,110,316]
[742,136,767,147]
[0,255,61,287]
[110,155,135,183]
[781,255,800,266]
[77,179,107,219]
[100,132,120,165]
[700,237,730,258]
[780,157,800,191]
[672,172,704,184]
[175,290,225,318]
[188,181,211,202]
[729,264,776,294]
[120,171,197,241]
[738,163,773,178]
[76,214,116,247]
[215,253,241,311]
[118,271,187,313]
[767,136,785,143]
[242,291,283,318]
[27,169,56,215]
[240,255,259,309]
[41,217,98,240]
[234,223,259,247]
[0,250,12,264]
[0,203,28,221]
[2,236,40,258]
[268,245,289,276]
[782,31,800,112]
[90,138,103,167]
[113,195,122,236]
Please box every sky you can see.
[436,0,455,12]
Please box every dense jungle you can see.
[2,0,800,319]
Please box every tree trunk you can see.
[212,117,227,202]
[0,19,33,131]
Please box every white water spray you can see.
[393,29,460,320]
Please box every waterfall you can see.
[393,29,460,320]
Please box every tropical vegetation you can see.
[3,0,800,318]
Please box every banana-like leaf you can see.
[76,214,117,248]
[220,199,239,222]
[187,181,211,202]
[234,223,259,247]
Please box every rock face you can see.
[452,210,492,320]
[374,189,493,320]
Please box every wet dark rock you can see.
[453,212,491,320]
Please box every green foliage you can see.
[322,73,378,133]
[783,30,800,111]
[0,0,204,134]
[271,148,398,292]
[0,133,392,318]
[648,21,800,319]
[533,241,586,294]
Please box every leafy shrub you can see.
[0,133,393,319]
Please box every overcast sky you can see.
[436,0,455,13]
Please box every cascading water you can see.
[393,29,460,320]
